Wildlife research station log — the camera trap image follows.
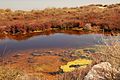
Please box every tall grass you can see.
[0,66,29,80]
[96,34,120,68]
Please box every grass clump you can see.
[57,66,91,80]
[0,66,29,80]
[0,66,48,80]
[96,35,120,68]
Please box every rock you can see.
[83,23,92,31]
[79,55,88,59]
[31,52,41,56]
[83,48,96,54]
[13,53,22,57]
[46,51,53,54]
[84,62,119,80]
[27,58,35,63]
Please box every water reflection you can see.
[0,30,105,55]
[0,30,96,41]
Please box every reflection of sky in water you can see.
[0,33,114,55]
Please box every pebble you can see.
[13,53,22,57]
[31,52,41,56]
[27,59,35,63]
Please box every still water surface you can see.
[0,32,104,55]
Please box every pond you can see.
[0,31,104,56]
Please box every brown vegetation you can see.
[0,3,120,35]
[0,3,120,80]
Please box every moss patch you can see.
[60,59,92,72]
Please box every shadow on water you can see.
[0,30,108,56]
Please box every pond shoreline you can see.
[0,29,116,40]
[0,47,100,80]
[0,3,120,80]
[0,4,120,35]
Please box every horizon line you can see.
[0,3,119,11]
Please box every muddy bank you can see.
[0,30,103,40]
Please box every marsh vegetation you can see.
[0,3,120,80]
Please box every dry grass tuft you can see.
[0,66,49,80]
[96,34,120,68]
[0,66,29,80]
[57,66,91,80]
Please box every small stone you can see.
[83,23,92,31]
[27,59,35,63]
[83,48,96,53]
[46,51,53,55]
[31,52,41,56]
[80,55,87,59]
[13,54,22,57]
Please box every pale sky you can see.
[0,0,119,10]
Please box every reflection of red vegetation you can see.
[0,3,120,34]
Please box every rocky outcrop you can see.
[84,62,120,80]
